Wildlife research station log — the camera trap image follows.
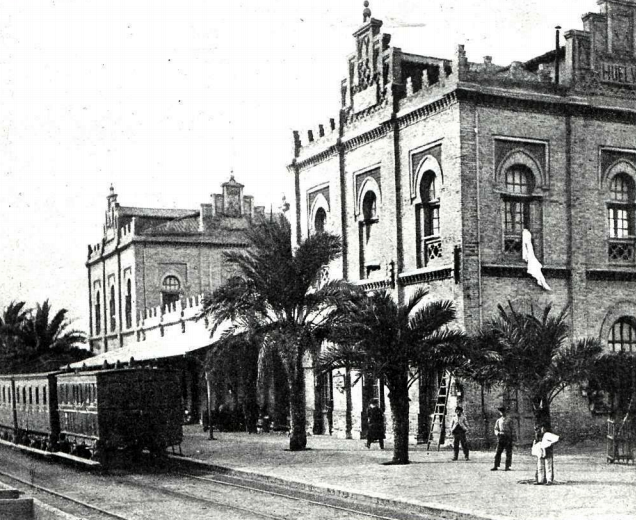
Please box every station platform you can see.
[179,425,635,520]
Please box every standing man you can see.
[450,406,470,460]
[491,406,514,471]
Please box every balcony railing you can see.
[422,236,442,266]
[608,238,636,263]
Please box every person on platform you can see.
[450,406,470,460]
[491,406,514,471]
[366,399,385,449]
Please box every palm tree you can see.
[0,301,29,372]
[320,289,466,465]
[16,301,87,373]
[469,302,602,430]
[200,215,347,451]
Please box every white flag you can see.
[522,229,551,291]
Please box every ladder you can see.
[427,371,451,451]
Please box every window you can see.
[22,388,26,405]
[29,387,32,405]
[502,165,536,257]
[109,286,116,332]
[416,172,441,267]
[359,191,381,279]
[35,387,39,405]
[95,292,101,335]
[125,279,132,329]
[608,173,635,263]
[608,318,636,353]
[314,208,327,234]
[43,387,47,406]
[162,276,181,309]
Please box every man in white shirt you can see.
[491,406,514,471]
[450,406,470,461]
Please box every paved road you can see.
[0,445,433,520]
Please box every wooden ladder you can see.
[427,371,451,451]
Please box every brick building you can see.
[290,1,636,445]
[82,177,271,423]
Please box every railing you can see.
[422,236,442,266]
[607,418,634,464]
[608,238,636,264]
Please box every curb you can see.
[169,455,513,520]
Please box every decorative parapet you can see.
[353,278,392,292]
[88,242,102,259]
[118,218,135,242]
[136,293,205,332]
[398,265,453,286]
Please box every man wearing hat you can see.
[450,406,470,460]
[491,406,515,471]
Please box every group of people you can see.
[366,401,558,485]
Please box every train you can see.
[0,366,183,464]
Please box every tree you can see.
[0,300,88,373]
[469,302,602,431]
[200,215,347,451]
[204,331,261,433]
[586,352,636,432]
[0,301,29,372]
[320,289,465,465]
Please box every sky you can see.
[0,0,599,330]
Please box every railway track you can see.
[0,464,424,520]
[0,467,128,520]
[173,469,433,520]
[0,445,436,520]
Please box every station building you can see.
[81,177,280,425]
[289,1,636,445]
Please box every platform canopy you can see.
[67,319,235,370]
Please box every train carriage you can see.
[57,367,182,460]
[0,375,16,441]
[13,372,59,450]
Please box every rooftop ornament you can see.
[363,1,371,23]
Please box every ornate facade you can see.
[290,1,636,445]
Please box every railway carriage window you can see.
[43,387,47,405]
[22,388,26,405]
[35,388,39,405]
[29,387,33,405]
[2,387,4,403]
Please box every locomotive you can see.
[0,367,183,464]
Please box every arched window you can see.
[608,318,636,353]
[416,172,441,267]
[502,165,537,257]
[162,275,181,309]
[607,173,635,263]
[125,279,132,329]
[95,292,101,336]
[360,191,380,279]
[314,208,327,234]
[109,286,116,332]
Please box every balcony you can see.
[608,238,635,264]
[422,236,442,266]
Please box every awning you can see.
[68,320,233,369]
